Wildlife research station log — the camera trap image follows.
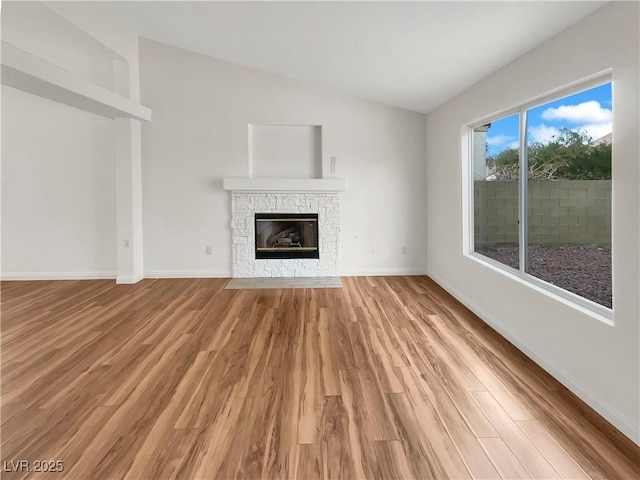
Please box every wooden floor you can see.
[1,276,639,480]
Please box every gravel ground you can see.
[476,245,612,308]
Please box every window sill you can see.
[465,252,614,326]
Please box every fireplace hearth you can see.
[255,213,319,259]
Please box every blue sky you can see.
[485,83,612,156]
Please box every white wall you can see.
[250,125,321,179]
[139,39,426,277]
[1,1,144,281]
[1,86,116,278]
[425,3,639,443]
[43,1,142,102]
[1,2,120,93]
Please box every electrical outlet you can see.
[205,246,212,255]
[372,244,377,254]
[123,239,130,248]
[401,246,407,254]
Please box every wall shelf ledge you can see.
[223,178,345,192]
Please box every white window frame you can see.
[464,71,613,324]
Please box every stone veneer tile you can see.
[231,192,340,278]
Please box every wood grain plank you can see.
[298,322,323,444]
[296,443,323,480]
[338,368,381,479]
[516,420,590,480]
[321,395,359,480]
[318,308,341,395]
[1,277,637,480]
[399,343,501,479]
[374,440,417,480]
[472,391,560,479]
[395,366,475,479]
[428,314,535,422]
[478,437,532,480]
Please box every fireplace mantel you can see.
[223,178,345,192]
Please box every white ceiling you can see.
[96,1,606,113]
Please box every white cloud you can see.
[507,141,520,150]
[527,122,612,144]
[486,134,516,146]
[541,100,611,125]
[528,124,560,143]
[578,122,612,142]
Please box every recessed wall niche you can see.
[249,124,322,179]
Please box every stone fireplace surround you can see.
[226,179,343,278]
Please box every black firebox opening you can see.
[255,213,319,259]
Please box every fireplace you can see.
[228,192,339,277]
[255,213,319,259]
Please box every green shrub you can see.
[486,128,611,180]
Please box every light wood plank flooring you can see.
[1,276,639,479]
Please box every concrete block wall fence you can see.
[474,180,611,246]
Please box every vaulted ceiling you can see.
[97,1,606,113]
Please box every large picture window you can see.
[471,80,612,312]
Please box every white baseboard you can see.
[427,269,640,446]
[340,267,427,276]
[0,272,116,281]
[116,274,145,284]
[144,270,232,279]
[0,269,425,281]
[146,268,426,279]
